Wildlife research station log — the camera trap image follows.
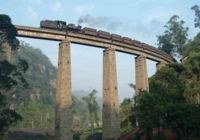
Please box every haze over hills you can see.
[73,90,103,108]
[13,41,103,106]
[13,41,57,106]
[12,41,102,129]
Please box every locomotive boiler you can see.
[40,20,81,32]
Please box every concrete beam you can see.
[55,40,73,140]
[103,48,120,140]
[135,55,149,95]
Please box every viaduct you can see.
[6,25,173,140]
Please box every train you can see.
[40,20,134,43]
[40,20,138,45]
[40,20,172,59]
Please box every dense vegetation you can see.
[120,98,135,134]
[3,41,57,129]
[13,42,57,106]
[133,5,200,140]
[82,90,100,131]
[157,15,189,57]
[0,15,27,139]
[13,43,100,131]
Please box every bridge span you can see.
[15,25,173,63]
[11,24,174,140]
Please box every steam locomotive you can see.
[40,20,81,32]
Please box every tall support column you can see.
[55,40,73,140]
[156,61,166,71]
[103,48,120,140]
[135,55,149,95]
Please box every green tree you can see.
[0,15,19,54]
[191,5,200,28]
[120,98,135,133]
[182,33,200,104]
[135,7,200,140]
[136,65,184,137]
[135,62,200,139]
[15,101,55,128]
[184,33,200,79]
[157,15,189,57]
[0,15,27,138]
[82,89,100,133]
[72,96,89,130]
[136,34,200,137]
[0,90,22,138]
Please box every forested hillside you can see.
[10,41,56,128]
[10,42,101,130]
[12,41,57,106]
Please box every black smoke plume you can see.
[78,14,122,31]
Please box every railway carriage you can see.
[98,31,111,39]
[111,34,123,42]
[123,37,133,45]
[132,40,142,47]
[82,27,97,36]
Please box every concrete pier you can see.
[102,48,120,140]
[135,55,149,95]
[55,40,73,140]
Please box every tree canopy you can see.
[82,89,100,131]
[135,33,200,139]
[157,15,189,57]
[0,14,19,51]
[191,5,200,28]
[0,15,27,138]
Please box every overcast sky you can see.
[0,0,199,102]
